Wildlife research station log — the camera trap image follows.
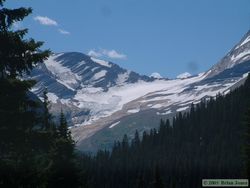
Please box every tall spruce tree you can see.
[59,110,71,140]
[48,110,79,188]
[42,88,53,130]
[0,1,50,187]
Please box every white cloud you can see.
[88,50,102,57]
[102,49,127,59]
[87,49,127,60]
[58,29,70,35]
[150,72,162,79]
[34,16,58,26]
[33,16,70,36]
[177,72,192,79]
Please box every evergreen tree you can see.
[42,88,53,130]
[122,134,129,150]
[132,130,140,148]
[0,3,49,78]
[0,1,50,187]
[47,110,79,188]
[59,109,71,140]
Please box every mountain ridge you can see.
[205,30,250,78]
[28,30,250,152]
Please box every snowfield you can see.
[69,73,207,125]
[45,70,243,127]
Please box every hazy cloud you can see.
[88,49,127,60]
[187,61,199,73]
[102,49,127,59]
[88,50,102,58]
[58,29,70,35]
[34,16,58,26]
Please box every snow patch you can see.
[151,104,164,109]
[45,55,81,90]
[81,87,104,93]
[116,71,130,85]
[47,92,58,103]
[231,50,250,63]
[176,106,189,112]
[109,121,120,128]
[156,110,172,115]
[91,57,111,68]
[223,90,230,95]
[127,108,140,113]
[76,61,86,67]
[240,35,250,47]
[92,70,107,80]
[243,72,250,78]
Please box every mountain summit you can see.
[30,52,154,95]
[205,30,250,78]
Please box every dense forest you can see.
[0,1,249,187]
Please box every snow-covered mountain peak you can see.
[177,72,192,79]
[29,52,155,96]
[235,30,250,49]
[44,54,82,91]
[206,30,250,78]
[150,72,163,79]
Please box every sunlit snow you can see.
[127,109,140,113]
[177,72,192,79]
[47,92,58,103]
[150,72,162,79]
[91,57,111,68]
[109,121,120,128]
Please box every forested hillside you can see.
[78,75,250,188]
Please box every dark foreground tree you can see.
[0,1,79,187]
[0,1,51,187]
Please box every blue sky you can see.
[6,0,250,78]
